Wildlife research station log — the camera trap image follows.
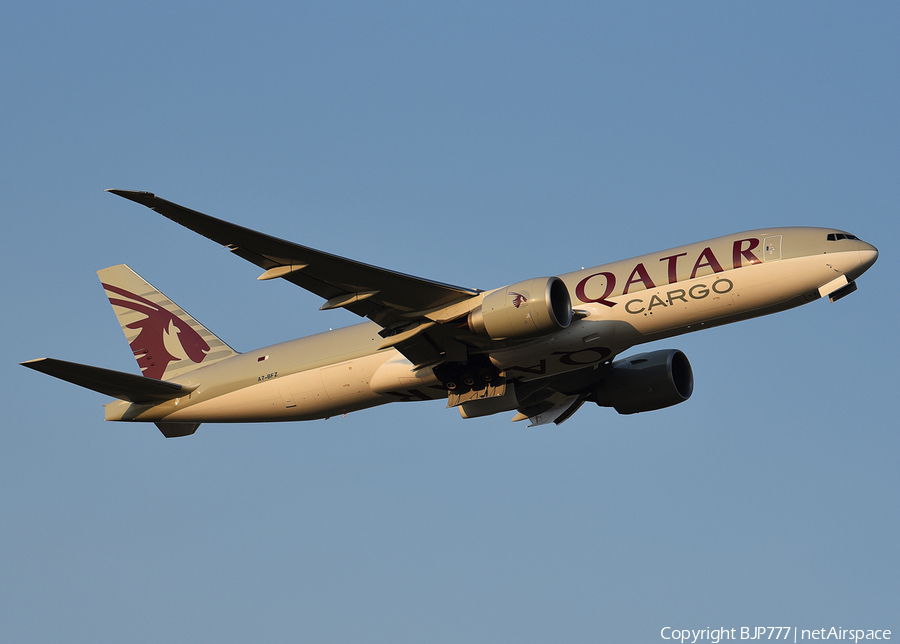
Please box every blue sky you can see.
[2,2,897,642]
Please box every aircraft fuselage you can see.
[102,226,877,424]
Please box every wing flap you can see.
[21,358,195,403]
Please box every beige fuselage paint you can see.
[104,227,877,424]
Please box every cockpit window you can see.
[827,233,859,241]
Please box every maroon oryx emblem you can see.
[510,292,527,308]
[102,283,210,379]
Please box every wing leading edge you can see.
[106,190,480,328]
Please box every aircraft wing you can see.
[107,190,480,329]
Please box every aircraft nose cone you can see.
[858,241,879,272]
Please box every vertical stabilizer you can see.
[97,264,239,380]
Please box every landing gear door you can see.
[764,235,782,262]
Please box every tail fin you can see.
[97,264,238,380]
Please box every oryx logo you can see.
[510,292,527,308]
[102,283,210,380]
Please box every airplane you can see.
[21,190,879,437]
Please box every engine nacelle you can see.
[594,349,693,414]
[468,276,573,341]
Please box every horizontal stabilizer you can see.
[20,358,196,403]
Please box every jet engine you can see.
[468,276,573,341]
[594,349,693,414]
